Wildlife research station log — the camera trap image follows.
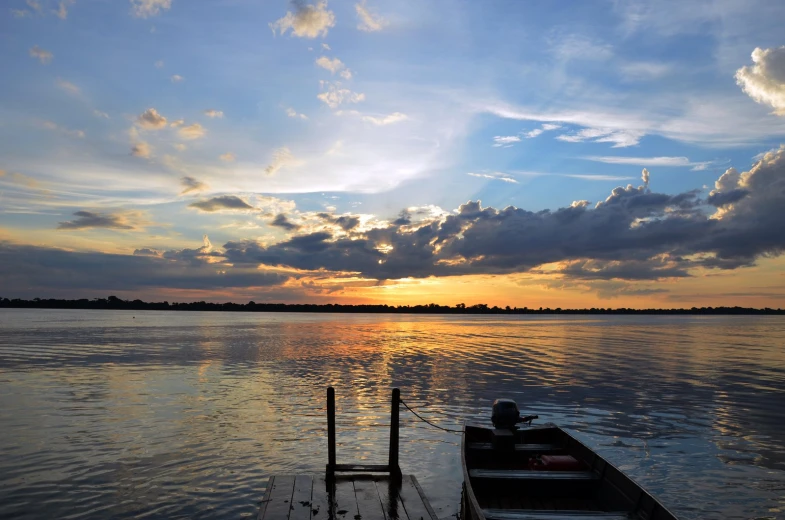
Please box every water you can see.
[0,310,784,520]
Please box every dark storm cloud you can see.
[188,195,253,212]
[0,241,288,296]
[270,213,300,231]
[57,211,136,230]
[224,146,785,281]
[180,176,207,195]
[316,213,361,231]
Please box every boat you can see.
[461,400,679,520]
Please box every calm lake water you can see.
[1,310,784,520]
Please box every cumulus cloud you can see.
[220,152,236,162]
[29,46,53,64]
[170,74,184,83]
[137,108,167,129]
[131,141,152,158]
[317,82,365,108]
[179,176,207,195]
[315,56,343,73]
[221,147,785,281]
[189,195,253,212]
[362,112,408,125]
[355,0,386,32]
[735,46,785,115]
[57,210,144,231]
[131,0,172,18]
[204,109,224,118]
[269,0,335,39]
[178,123,206,140]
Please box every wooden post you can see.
[327,386,336,474]
[389,388,401,479]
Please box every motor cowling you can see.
[491,399,521,429]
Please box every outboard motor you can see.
[492,399,537,429]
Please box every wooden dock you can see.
[258,388,439,520]
[257,474,438,520]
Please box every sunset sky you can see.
[2,0,785,307]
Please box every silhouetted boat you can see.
[461,421,680,520]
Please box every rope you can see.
[399,398,463,434]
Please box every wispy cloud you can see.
[355,0,386,32]
[220,152,236,162]
[29,46,53,64]
[362,112,408,125]
[492,135,521,147]
[556,127,643,148]
[285,107,308,120]
[170,74,184,83]
[204,109,224,118]
[55,78,80,95]
[467,172,518,183]
[43,121,84,138]
[583,155,723,171]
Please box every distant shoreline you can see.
[1,297,783,315]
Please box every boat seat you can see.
[469,470,598,480]
[482,509,630,520]
[467,443,564,452]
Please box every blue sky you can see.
[2,0,785,305]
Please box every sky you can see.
[2,0,785,308]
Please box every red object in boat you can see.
[529,454,585,471]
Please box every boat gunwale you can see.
[461,422,680,520]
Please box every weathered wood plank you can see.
[333,477,359,520]
[374,476,406,520]
[290,475,314,520]
[261,474,296,520]
[309,475,332,520]
[353,477,387,520]
[398,475,435,520]
[258,476,276,520]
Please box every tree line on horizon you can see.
[0,296,783,315]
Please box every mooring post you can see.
[327,386,336,474]
[389,388,402,480]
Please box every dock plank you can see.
[353,477,386,520]
[261,475,296,520]
[374,476,406,520]
[290,475,314,520]
[257,476,276,520]
[309,475,331,520]
[333,477,360,520]
[398,475,435,520]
